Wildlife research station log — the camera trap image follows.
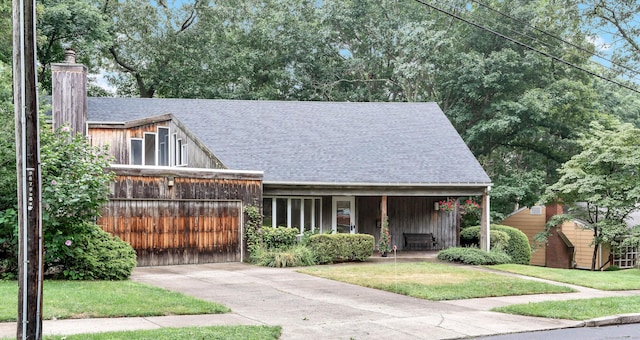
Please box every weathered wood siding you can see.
[88,116,225,169]
[101,200,241,266]
[502,207,546,266]
[51,62,87,135]
[357,196,457,250]
[98,166,263,266]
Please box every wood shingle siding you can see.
[98,166,262,266]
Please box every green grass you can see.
[0,280,229,322]
[493,296,640,320]
[298,262,574,300]
[487,264,640,290]
[5,325,281,340]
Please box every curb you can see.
[578,313,640,327]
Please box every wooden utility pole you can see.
[13,0,44,338]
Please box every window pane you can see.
[275,198,287,227]
[158,127,169,166]
[291,199,301,231]
[303,199,312,231]
[176,139,183,165]
[130,139,142,165]
[144,133,156,165]
[181,144,188,165]
[263,198,273,227]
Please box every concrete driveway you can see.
[131,262,581,340]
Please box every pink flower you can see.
[51,180,57,186]
[65,240,72,246]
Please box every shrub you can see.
[463,228,510,250]
[262,227,299,250]
[256,245,316,268]
[459,225,531,265]
[48,223,137,280]
[0,209,18,279]
[309,234,374,263]
[437,247,512,265]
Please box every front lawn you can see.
[298,262,574,300]
[0,280,229,322]
[487,264,640,290]
[493,296,640,320]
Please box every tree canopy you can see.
[545,119,640,269]
[3,0,638,222]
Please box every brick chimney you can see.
[51,49,87,136]
[545,202,574,268]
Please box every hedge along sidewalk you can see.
[298,262,574,301]
[0,280,229,322]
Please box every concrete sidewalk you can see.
[1,260,640,339]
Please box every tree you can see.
[36,0,110,92]
[582,0,640,81]
[545,119,640,270]
[0,62,15,211]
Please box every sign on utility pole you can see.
[12,0,44,338]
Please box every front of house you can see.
[53,58,492,266]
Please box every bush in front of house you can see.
[460,224,531,265]
[308,233,374,264]
[48,223,137,280]
[255,244,316,268]
[261,226,299,250]
[437,247,512,265]
[461,228,510,250]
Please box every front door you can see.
[332,196,356,234]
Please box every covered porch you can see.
[263,183,491,251]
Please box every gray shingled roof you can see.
[88,98,491,185]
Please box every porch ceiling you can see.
[263,182,491,197]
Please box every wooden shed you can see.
[98,166,262,266]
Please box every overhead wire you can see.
[411,0,640,94]
[469,0,640,79]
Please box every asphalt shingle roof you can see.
[88,98,491,185]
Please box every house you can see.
[502,204,640,269]
[51,53,492,266]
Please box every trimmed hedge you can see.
[437,247,512,265]
[262,226,299,250]
[309,234,374,264]
[460,224,531,265]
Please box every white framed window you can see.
[130,138,143,165]
[263,196,323,234]
[143,132,156,165]
[157,127,169,166]
[129,126,187,167]
[180,143,188,166]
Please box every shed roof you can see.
[87,98,491,186]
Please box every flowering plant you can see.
[437,198,457,212]
[460,199,480,215]
[378,217,392,254]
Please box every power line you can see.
[469,0,640,79]
[412,0,640,95]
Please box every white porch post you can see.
[480,186,491,251]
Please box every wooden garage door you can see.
[100,199,242,266]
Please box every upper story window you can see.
[158,127,169,166]
[129,126,188,167]
[130,139,143,165]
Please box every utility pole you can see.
[13,0,44,338]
